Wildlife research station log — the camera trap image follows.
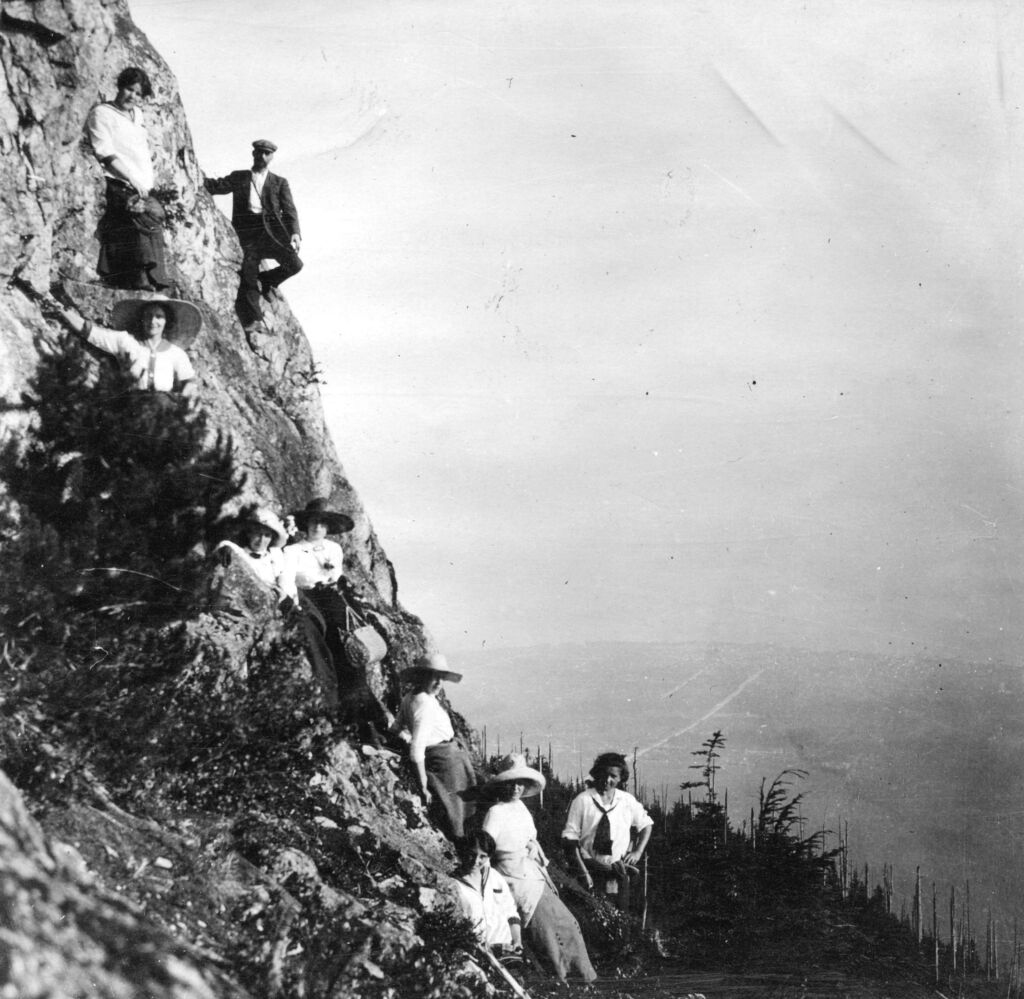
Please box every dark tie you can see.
[593,798,614,855]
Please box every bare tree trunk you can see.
[914,867,922,946]
[950,885,957,975]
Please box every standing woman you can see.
[393,654,476,840]
[86,66,170,290]
[482,755,597,984]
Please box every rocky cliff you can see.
[0,3,481,996]
[0,0,399,601]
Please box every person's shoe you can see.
[258,277,278,301]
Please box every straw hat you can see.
[290,498,354,535]
[236,507,288,548]
[111,295,202,348]
[486,753,546,797]
[400,652,463,684]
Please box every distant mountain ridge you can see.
[453,641,1024,931]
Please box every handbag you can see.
[341,603,387,669]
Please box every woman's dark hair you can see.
[457,829,497,864]
[589,751,629,785]
[116,67,154,99]
[493,780,520,803]
[138,302,174,334]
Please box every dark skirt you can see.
[97,179,169,290]
[525,886,597,982]
[300,586,386,732]
[424,741,476,840]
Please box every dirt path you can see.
[518,969,943,998]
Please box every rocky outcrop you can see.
[0,0,399,604]
[0,768,225,998]
[0,3,489,996]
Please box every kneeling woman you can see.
[481,755,597,983]
[393,654,476,840]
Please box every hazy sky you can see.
[132,0,1024,661]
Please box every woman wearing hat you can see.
[283,498,356,711]
[482,755,597,983]
[284,498,353,595]
[393,654,476,841]
[214,506,296,606]
[45,295,200,396]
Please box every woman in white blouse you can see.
[283,498,355,711]
[393,654,476,840]
[45,295,199,396]
[85,66,169,290]
[482,755,597,983]
[214,507,296,606]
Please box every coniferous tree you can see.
[0,333,242,640]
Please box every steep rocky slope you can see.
[0,0,397,600]
[0,2,481,996]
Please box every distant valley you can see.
[451,642,1024,930]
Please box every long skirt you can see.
[424,741,476,841]
[525,886,597,982]
[97,179,169,290]
[302,585,386,734]
[296,593,338,711]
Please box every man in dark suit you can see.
[205,139,303,329]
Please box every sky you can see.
[131,0,1024,662]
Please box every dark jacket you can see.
[204,170,300,249]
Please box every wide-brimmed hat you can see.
[291,498,354,535]
[400,652,462,684]
[111,295,202,348]
[486,754,546,797]
[236,507,288,548]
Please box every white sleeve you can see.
[562,793,584,841]
[629,794,654,832]
[86,325,140,362]
[272,549,297,603]
[86,104,117,163]
[492,870,520,924]
[408,695,433,764]
[173,346,196,384]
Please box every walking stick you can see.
[474,946,533,999]
[641,853,649,931]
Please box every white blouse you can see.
[86,326,195,392]
[285,538,344,590]
[396,691,454,764]
[86,102,155,193]
[214,540,297,603]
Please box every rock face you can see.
[0,4,485,996]
[0,0,398,603]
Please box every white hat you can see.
[486,753,546,797]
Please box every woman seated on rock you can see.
[481,755,597,984]
[85,65,170,290]
[46,296,199,396]
[392,654,476,841]
[451,829,523,959]
[284,498,354,634]
[283,498,355,711]
[214,507,297,607]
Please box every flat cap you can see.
[252,139,278,152]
